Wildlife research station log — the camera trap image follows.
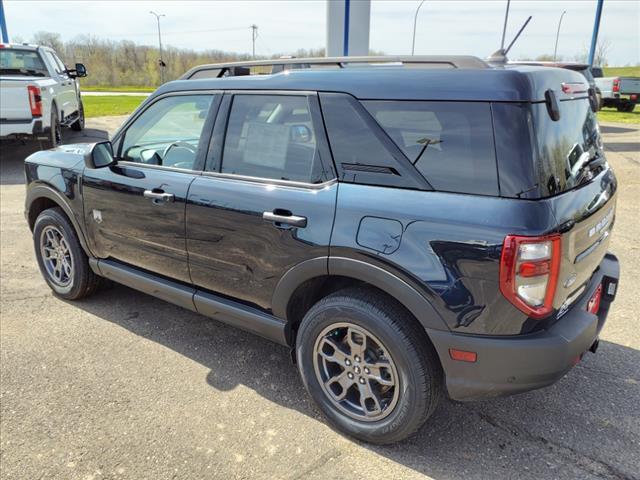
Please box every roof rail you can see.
[180,55,489,80]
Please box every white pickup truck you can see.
[0,43,87,147]
[593,72,640,112]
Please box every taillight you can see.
[612,79,620,93]
[587,284,602,314]
[499,234,561,319]
[27,86,43,117]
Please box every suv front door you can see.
[82,93,219,282]
[186,92,337,310]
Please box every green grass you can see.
[598,107,640,125]
[82,85,155,93]
[603,66,640,77]
[83,95,147,118]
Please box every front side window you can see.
[364,101,499,196]
[219,95,324,183]
[120,95,213,170]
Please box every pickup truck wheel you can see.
[296,287,442,444]
[33,207,101,300]
[70,100,85,131]
[45,108,62,148]
[625,103,636,113]
[616,103,628,112]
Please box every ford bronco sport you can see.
[24,56,620,444]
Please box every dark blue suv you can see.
[24,56,620,444]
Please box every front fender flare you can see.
[26,184,93,256]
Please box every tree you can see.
[575,38,611,66]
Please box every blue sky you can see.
[4,0,639,65]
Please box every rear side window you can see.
[363,101,499,196]
[220,95,324,183]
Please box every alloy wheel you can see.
[40,225,73,287]
[313,322,400,422]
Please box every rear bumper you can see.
[428,253,620,401]
[0,118,46,139]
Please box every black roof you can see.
[155,63,587,103]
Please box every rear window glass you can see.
[531,98,601,196]
[0,49,47,77]
[363,101,499,196]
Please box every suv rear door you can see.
[185,92,337,310]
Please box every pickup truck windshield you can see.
[532,98,603,197]
[0,49,48,77]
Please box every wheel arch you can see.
[272,256,450,345]
[26,185,92,256]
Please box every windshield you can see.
[532,98,604,197]
[0,49,48,77]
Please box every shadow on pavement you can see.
[70,283,640,480]
[0,127,108,186]
[599,125,637,134]
[604,142,640,153]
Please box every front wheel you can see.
[296,288,443,444]
[33,207,102,300]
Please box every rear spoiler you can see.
[180,55,489,80]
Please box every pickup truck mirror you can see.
[70,63,87,78]
[86,142,116,169]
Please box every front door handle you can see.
[144,189,175,204]
[263,210,307,228]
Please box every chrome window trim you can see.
[200,170,337,190]
[115,161,203,175]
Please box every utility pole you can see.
[588,0,604,66]
[250,24,258,58]
[553,10,567,62]
[411,0,427,55]
[150,10,166,84]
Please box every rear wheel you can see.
[33,207,102,300]
[70,100,85,131]
[44,107,61,148]
[296,288,442,444]
[625,103,636,113]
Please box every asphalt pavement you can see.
[0,119,638,480]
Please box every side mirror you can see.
[72,63,87,78]
[86,141,116,169]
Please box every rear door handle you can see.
[144,189,175,204]
[263,210,307,228]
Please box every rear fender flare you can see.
[271,256,449,333]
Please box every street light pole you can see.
[150,10,166,84]
[553,10,567,62]
[250,24,258,59]
[411,0,427,55]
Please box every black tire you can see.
[296,287,443,444]
[44,106,61,149]
[616,103,627,112]
[33,207,102,300]
[70,99,85,131]
[625,103,636,113]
